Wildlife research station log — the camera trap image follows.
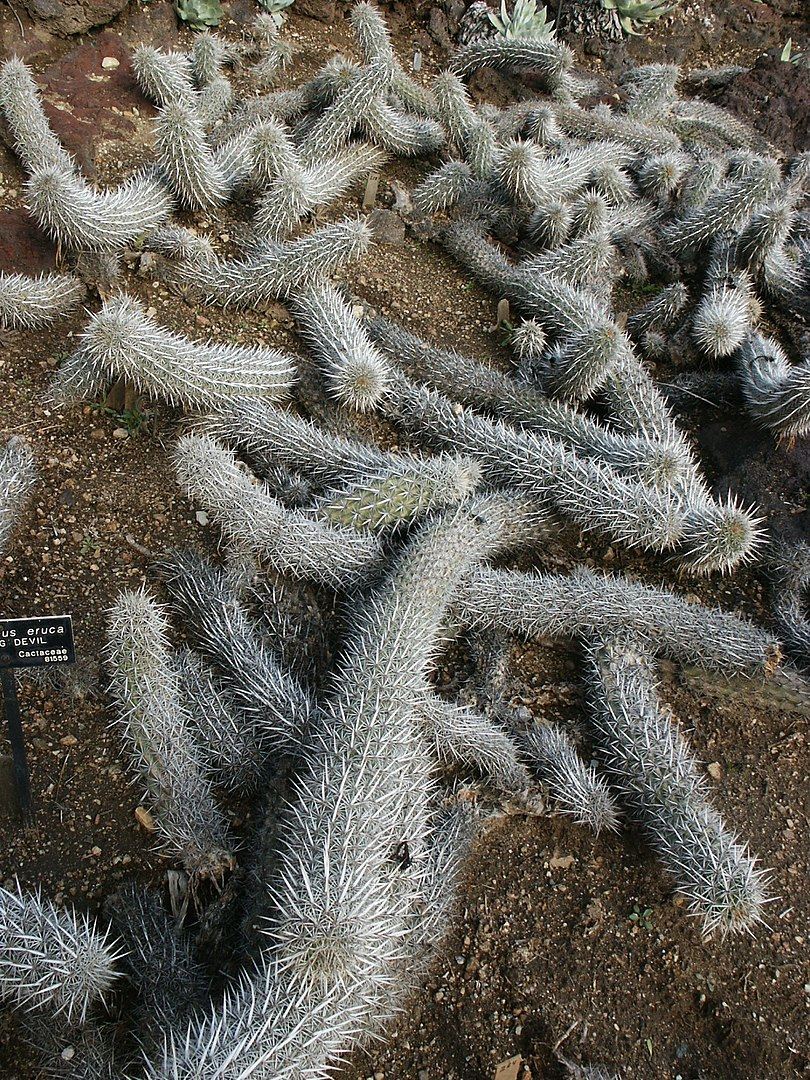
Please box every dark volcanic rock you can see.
[0,208,57,276]
[18,0,130,37]
[714,55,810,156]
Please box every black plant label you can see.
[0,615,75,669]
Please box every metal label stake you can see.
[0,614,76,823]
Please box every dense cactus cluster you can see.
[0,3,807,1079]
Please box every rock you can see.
[0,207,57,275]
[549,853,575,870]
[134,804,156,831]
[17,0,130,38]
[294,0,336,20]
[39,31,148,175]
[366,208,406,245]
[714,55,810,156]
[707,761,722,780]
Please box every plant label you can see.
[0,615,75,669]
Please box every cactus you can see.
[105,588,234,881]
[552,102,681,154]
[162,218,372,308]
[315,456,480,532]
[24,166,172,253]
[736,333,810,440]
[627,281,689,338]
[691,285,753,360]
[416,692,534,797]
[23,1015,123,1080]
[266,509,490,997]
[291,281,392,411]
[138,513,497,1079]
[621,62,679,121]
[50,294,295,408]
[350,1,438,117]
[197,396,400,484]
[132,46,196,106]
[0,884,121,1024]
[406,803,478,962]
[156,548,313,754]
[441,221,630,400]
[105,884,209,1034]
[665,157,781,256]
[299,59,392,160]
[176,648,266,793]
[586,636,768,936]
[382,373,762,571]
[173,434,382,586]
[367,316,689,488]
[195,75,233,129]
[767,542,809,670]
[636,151,688,200]
[454,565,780,674]
[521,723,620,834]
[153,101,229,209]
[667,98,760,151]
[0,438,36,554]
[190,31,234,87]
[0,57,75,174]
[520,232,618,289]
[254,144,386,240]
[450,37,575,97]
[0,272,84,330]
[526,199,573,248]
[412,160,477,215]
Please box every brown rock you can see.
[18,0,130,38]
[366,208,406,245]
[0,207,57,276]
[295,0,336,20]
[715,55,810,155]
[40,31,147,174]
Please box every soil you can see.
[0,3,808,1080]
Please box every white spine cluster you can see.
[0,272,84,330]
[0,883,121,1023]
[0,438,36,554]
[455,565,781,675]
[174,434,382,587]
[163,218,373,307]
[24,167,172,253]
[586,636,768,937]
[291,281,392,410]
[521,723,620,834]
[157,548,313,755]
[105,589,234,880]
[737,334,810,440]
[51,294,295,408]
[0,57,75,173]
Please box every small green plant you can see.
[257,0,295,27]
[488,0,556,39]
[628,904,654,931]
[498,319,515,347]
[174,0,222,30]
[602,0,677,35]
[91,403,153,436]
[780,38,807,67]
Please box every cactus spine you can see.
[105,589,234,880]
[0,884,121,1023]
